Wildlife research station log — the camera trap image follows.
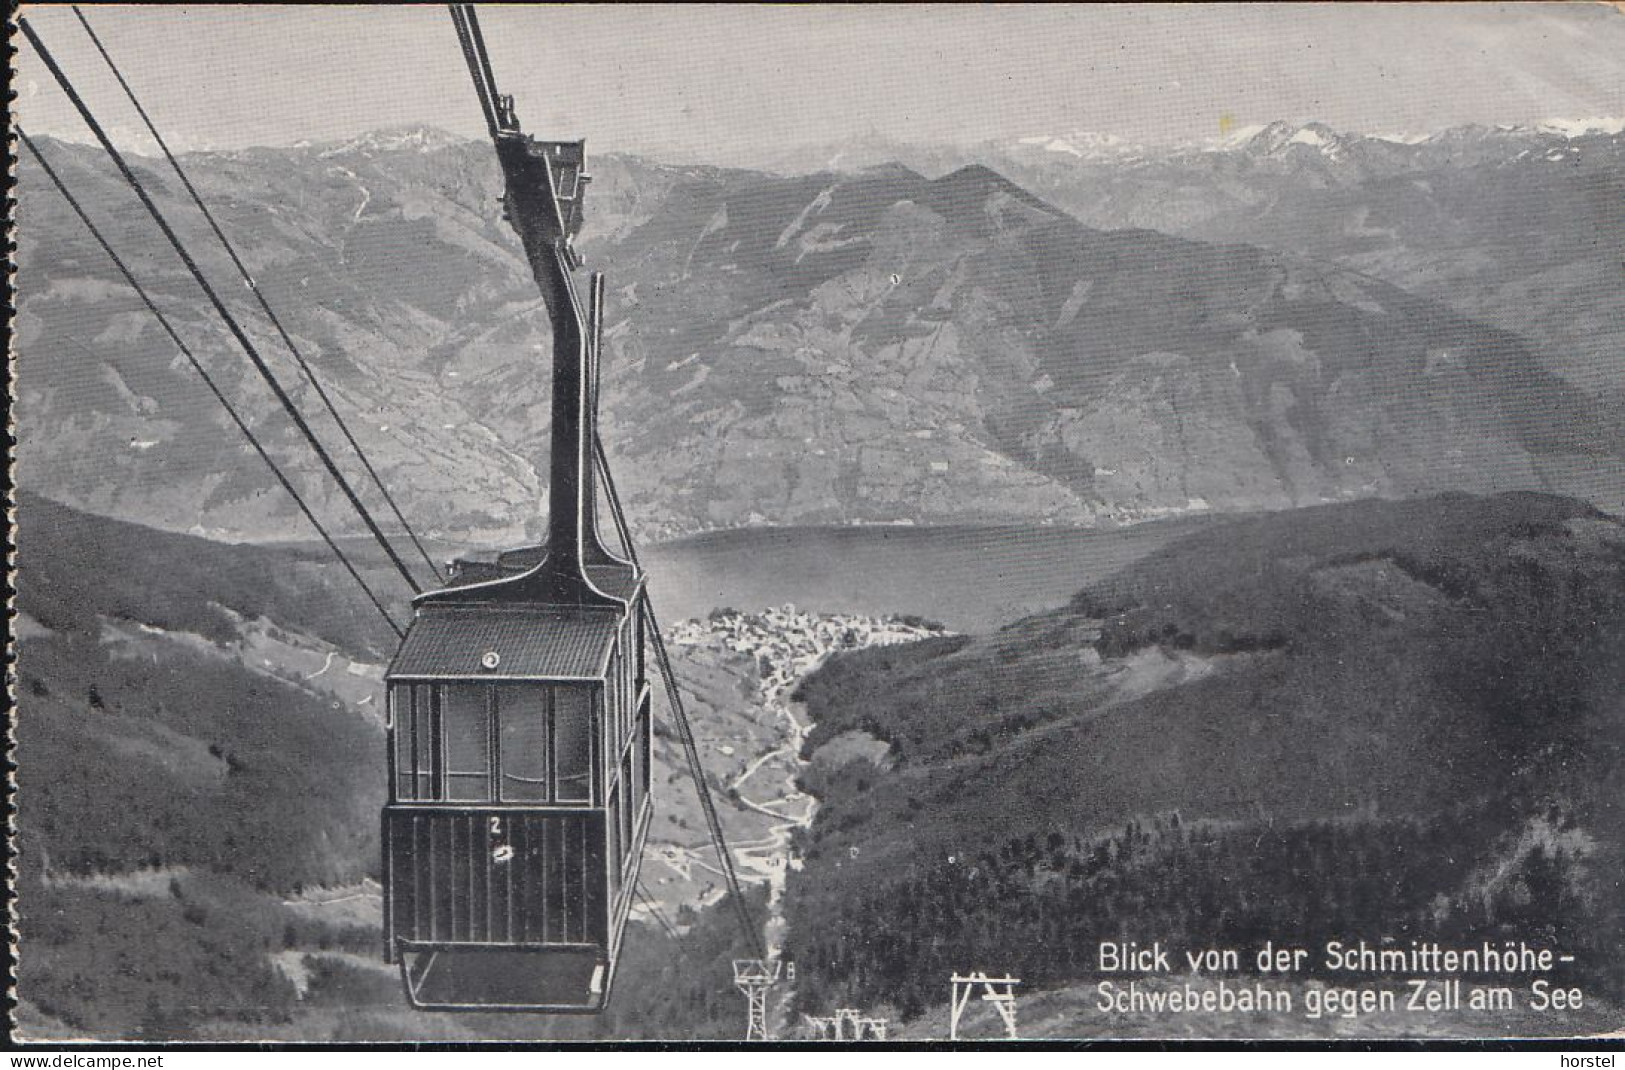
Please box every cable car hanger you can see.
[439,8,763,965]
[375,4,762,1014]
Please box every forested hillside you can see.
[14,504,384,1035]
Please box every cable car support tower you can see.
[949,973,1021,1040]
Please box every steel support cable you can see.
[459,5,504,126]
[590,426,761,952]
[594,438,636,562]
[648,620,767,960]
[448,4,499,139]
[19,127,406,640]
[594,440,766,961]
[20,17,423,597]
[72,7,444,587]
[597,430,757,954]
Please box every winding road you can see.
[662,608,946,955]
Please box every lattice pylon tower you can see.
[833,1008,863,1040]
[733,959,781,1041]
[949,972,1021,1040]
[803,1015,836,1040]
[804,1011,887,1040]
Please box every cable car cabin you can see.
[382,576,652,1012]
[382,101,651,1011]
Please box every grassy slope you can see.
[15,489,402,660]
[14,494,393,1036]
[785,492,1625,1022]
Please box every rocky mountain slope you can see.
[928,122,1625,405]
[16,128,1623,543]
[726,120,1624,412]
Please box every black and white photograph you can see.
[9,2,1625,1046]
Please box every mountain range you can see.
[15,113,1623,1040]
[981,121,1625,401]
[619,117,1625,409]
[15,121,1623,544]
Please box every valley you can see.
[658,608,948,950]
[13,485,1625,1039]
[13,98,1625,1044]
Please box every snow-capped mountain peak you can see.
[1242,120,1348,159]
[317,125,469,158]
[1536,117,1625,138]
[1202,122,1268,150]
[1012,131,1143,161]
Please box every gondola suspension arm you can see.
[449,2,766,961]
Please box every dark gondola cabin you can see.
[382,110,652,1011]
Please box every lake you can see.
[640,521,1206,631]
[300,519,1205,633]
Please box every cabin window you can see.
[389,682,595,804]
[554,687,593,802]
[621,628,635,739]
[390,686,410,799]
[417,687,438,798]
[605,646,621,748]
[635,702,649,807]
[391,685,436,801]
[497,688,550,803]
[636,608,646,689]
[441,684,491,801]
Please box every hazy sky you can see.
[14,3,1625,162]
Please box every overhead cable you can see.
[19,126,406,640]
[73,5,444,586]
[20,16,425,597]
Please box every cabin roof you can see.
[441,552,644,602]
[388,605,621,682]
[588,563,642,601]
